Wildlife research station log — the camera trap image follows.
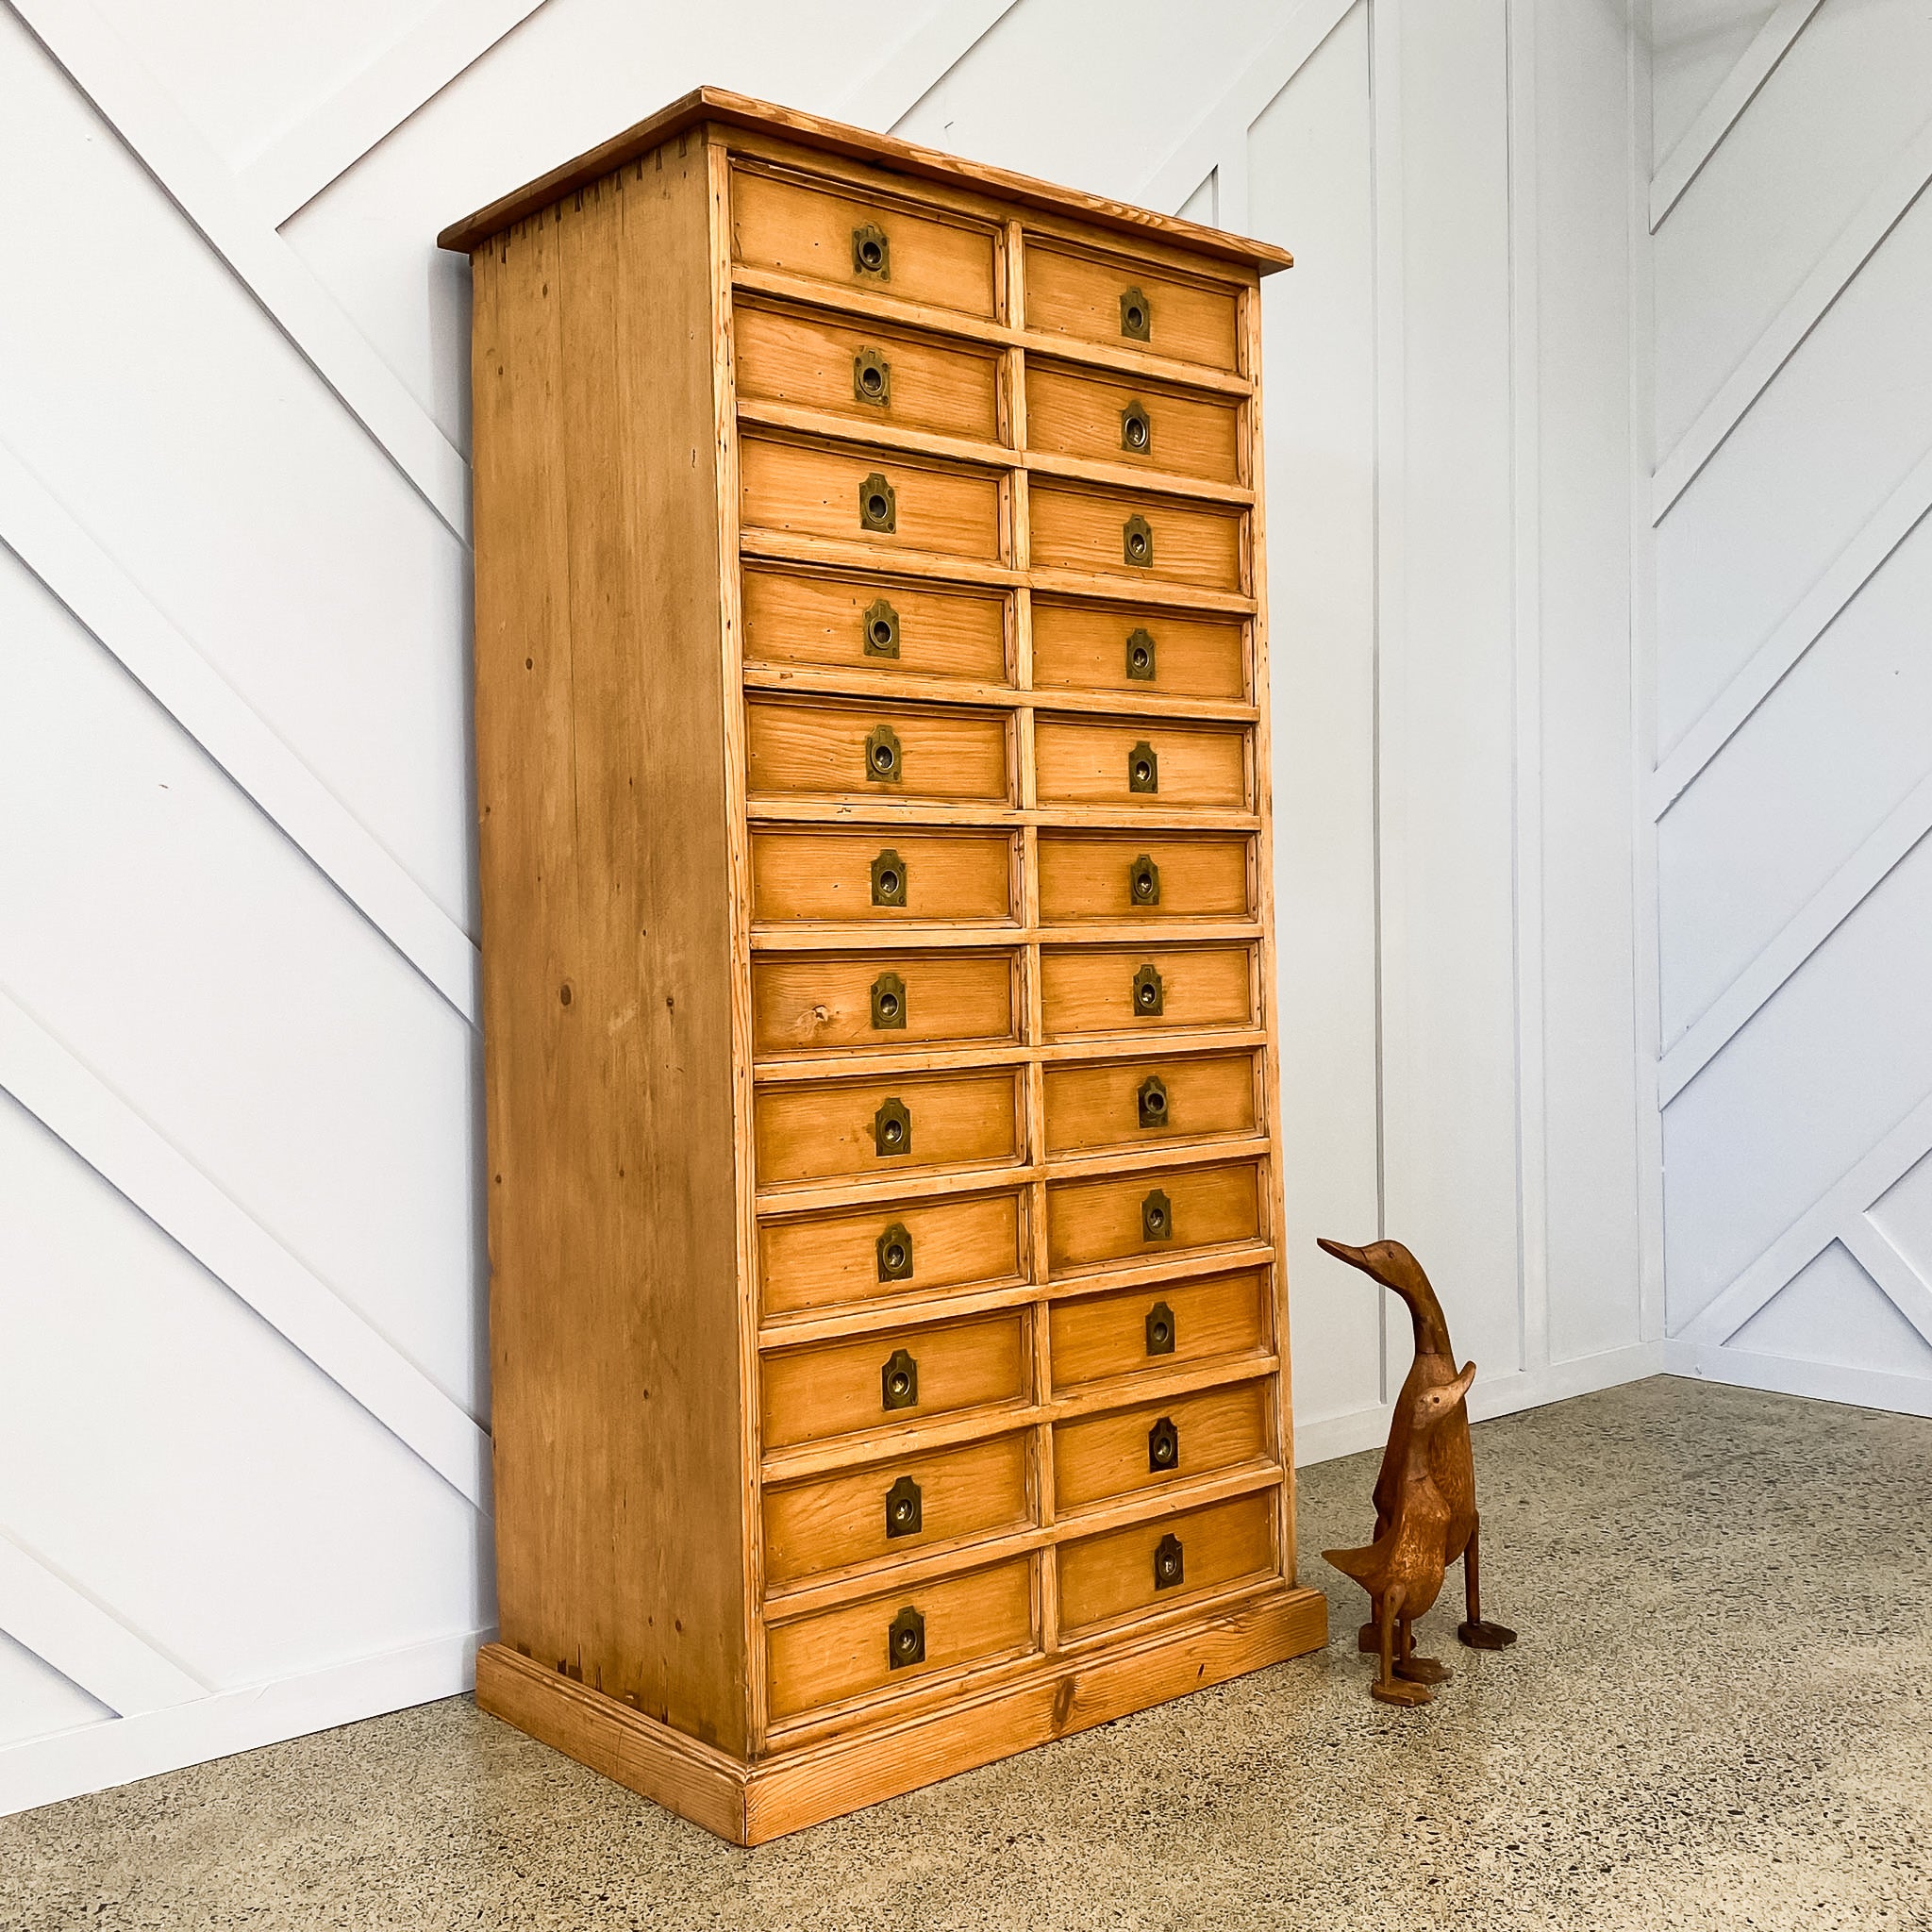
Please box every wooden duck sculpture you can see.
[1324,1361,1478,1704]
[1317,1238,1517,1657]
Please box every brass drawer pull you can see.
[881,1347,919,1410]
[888,1604,925,1667]
[1120,286,1152,341]
[853,223,891,280]
[1145,1299,1175,1355]
[1138,1074,1169,1128]
[1148,1415,1180,1473]
[1142,1188,1173,1241]
[1128,854,1160,906]
[1121,400,1152,453]
[863,598,900,658]
[865,724,903,783]
[1123,514,1153,568]
[871,971,907,1029]
[859,472,897,533]
[854,348,891,407]
[874,1096,912,1157]
[1125,626,1157,681]
[885,1474,924,1539]
[871,848,908,907]
[1132,963,1164,1016]
[876,1221,914,1282]
[1127,741,1158,794]
[1153,1532,1184,1590]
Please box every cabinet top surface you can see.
[436,85,1294,273]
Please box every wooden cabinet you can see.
[442,85,1324,1846]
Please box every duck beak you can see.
[1317,1237,1372,1270]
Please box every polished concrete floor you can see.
[4,1375,1929,1930]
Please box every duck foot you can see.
[1394,1655,1451,1685]
[1457,1619,1517,1650]
[1371,1677,1433,1707]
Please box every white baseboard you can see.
[1292,1340,1666,1467]
[0,1625,492,1819]
[1661,1339,1932,1419]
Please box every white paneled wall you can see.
[1647,0,1932,1415]
[0,0,1650,1814]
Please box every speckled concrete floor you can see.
[4,1376,1929,1931]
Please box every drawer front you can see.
[1042,1050,1257,1158]
[1040,943,1255,1039]
[736,302,1001,441]
[1025,362,1241,483]
[762,1432,1031,1588]
[1049,1267,1273,1391]
[1057,1491,1275,1639]
[754,950,1018,1058]
[1037,833,1252,924]
[760,1310,1027,1449]
[756,1068,1021,1187]
[733,166,999,320]
[741,567,1009,683]
[1031,600,1245,699]
[766,1556,1033,1721]
[1033,717,1249,810]
[1030,480,1242,591]
[741,437,1003,561]
[751,828,1016,924]
[758,1189,1027,1319]
[1024,242,1242,372]
[746,696,1012,804]
[1052,1377,1273,1513]
[1047,1158,1262,1273]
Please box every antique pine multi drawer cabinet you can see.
[440,87,1325,1844]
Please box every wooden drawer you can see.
[758,1189,1027,1319]
[763,1432,1031,1588]
[756,1066,1022,1187]
[760,1309,1027,1450]
[733,165,1000,321]
[1033,717,1249,810]
[1052,1378,1273,1514]
[1024,241,1241,372]
[1040,943,1255,1039]
[1046,1158,1262,1273]
[1031,599,1246,700]
[1042,1050,1257,1157]
[746,696,1012,804]
[1037,832,1252,924]
[736,301,1002,442]
[753,950,1019,1058]
[751,828,1017,924]
[741,567,1009,683]
[766,1556,1033,1722]
[1030,479,1242,592]
[1025,361,1241,483]
[1049,1267,1273,1391]
[1057,1491,1275,1639]
[741,436,1003,561]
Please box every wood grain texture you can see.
[1040,942,1256,1038]
[745,695,1012,803]
[752,949,1018,1057]
[470,144,748,1750]
[1048,1266,1273,1391]
[1042,1049,1259,1156]
[1026,361,1241,482]
[1056,1488,1275,1637]
[1024,243,1243,372]
[1033,717,1250,809]
[1030,598,1248,698]
[1052,1377,1271,1512]
[741,436,1003,560]
[741,565,1010,682]
[754,1067,1022,1186]
[1029,480,1244,591]
[750,827,1018,924]
[1047,1159,1263,1273]
[1038,832,1253,923]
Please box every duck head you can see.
[1410,1358,1477,1432]
[1315,1237,1455,1358]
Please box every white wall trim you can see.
[242,0,551,225]
[0,990,492,1513]
[1647,0,1822,232]
[0,1624,490,1818]
[1653,116,1932,521]
[1659,771,1932,1101]
[834,0,1028,130]
[8,0,471,541]
[0,1532,206,1719]
[0,441,480,1028]
[1677,1086,1932,1344]
[1838,1215,1932,1351]
[1662,1340,1932,1420]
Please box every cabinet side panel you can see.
[472,140,747,1756]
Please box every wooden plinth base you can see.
[475,1585,1327,1843]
